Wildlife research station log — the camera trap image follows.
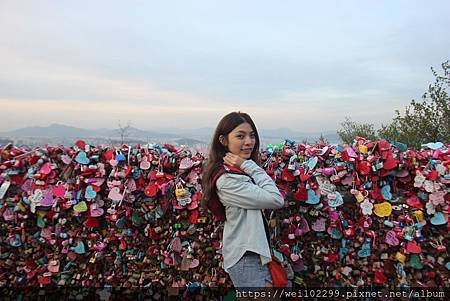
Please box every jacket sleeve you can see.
[216,160,284,209]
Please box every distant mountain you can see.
[153,127,337,141]
[1,123,94,137]
[174,138,205,145]
[95,127,179,140]
[0,124,179,139]
[0,123,340,146]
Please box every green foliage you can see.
[337,117,378,144]
[378,61,450,149]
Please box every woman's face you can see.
[223,122,256,159]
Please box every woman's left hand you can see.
[223,152,246,169]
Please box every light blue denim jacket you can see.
[216,159,284,273]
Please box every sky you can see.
[0,0,449,133]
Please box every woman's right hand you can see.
[223,152,246,169]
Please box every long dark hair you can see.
[200,111,260,209]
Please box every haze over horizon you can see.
[1,0,449,132]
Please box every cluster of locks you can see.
[0,138,449,298]
[263,138,449,289]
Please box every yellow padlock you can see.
[89,257,96,264]
[175,183,189,198]
[373,202,392,217]
[355,192,365,203]
[358,145,368,154]
[413,210,424,222]
[395,252,406,263]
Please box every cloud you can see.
[1,0,449,133]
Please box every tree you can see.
[337,117,378,144]
[117,120,131,145]
[315,133,328,145]
[378,61,450,149]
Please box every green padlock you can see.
[131,211,142,227]
[407,254,423,269]
[37,215,45,228]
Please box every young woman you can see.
[201,111,284,288]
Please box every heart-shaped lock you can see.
[299,217,310,234]
[75,151,90,165]
[85,185,97,199]
[407,195,423,209]
[73,241,86,254]
[319,182,335,196]
[179,157,193,170]
[381,184,392,200]
[299,172,310,182]
[90,203,104,217]
[373,202,392,217]
[189,258,200,269]
[294,186,308,202]
[357,241,371,258]
[306,189,320,205]
[40,162,52,175]
[430,212,447,225]
[327,191,343,207]
[170,237,182,253]
[144,182,158,197]
[383,154,397,170]
[407,254,423,269]
[290,253,300,262]
[73,201,88,213]
[406,241,422,254]
[108,187,124,201]
[358,144,368,154]
[385,230,399,246]
[306,156,318,170]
